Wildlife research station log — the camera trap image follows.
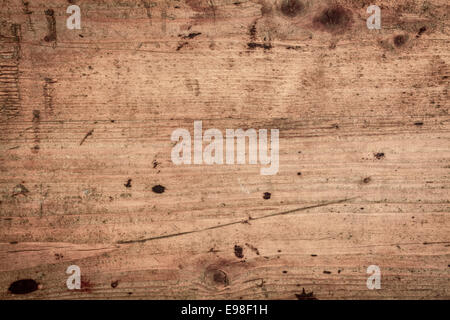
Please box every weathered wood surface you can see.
[0,0,449,299]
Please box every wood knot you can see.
[313,5,353,33]
[280,0,304,18]
[204,267,229,287]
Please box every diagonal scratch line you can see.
[79,129,94,145]
[117,197,356,244]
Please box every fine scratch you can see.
[79,129,94,145]
[117,197,356,244]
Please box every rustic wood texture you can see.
[0,0,449,299]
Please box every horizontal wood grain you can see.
[0,0,449,299]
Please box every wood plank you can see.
[0,0,449,299]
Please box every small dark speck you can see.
[394,34,408,47]
[152,185,165,194]
[297,172,302,176]
[323,270,332,274]
[234,245,244,258]
[311,254,317,257]
[79,34,84,38]
[263,192,271,200]
[416,26,427,38]
[414,121,424,126]
[363,177,371,184]
[124,179,132,188]
[374,152,385,159]
[111,280,119,288]
[282,270,288,274]
[10,241,18,245]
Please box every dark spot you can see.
[152,185,165,194]
[32,110,40,121]
[124,179,132,188]
[263,192,271,200]
[414,121,424,126]
[152,160,160,169]
[313,5,352,32]
[8,279,38,294]
[311,254,317,257]
[10,241,18,245]
[111,280,119,288]
[282,270,288,274]
[280,0,304,18]
[297,172,302,176]
[323,270,331,274]
[295,288,318,300]
[247,42,272,50]
[374,152,385,160]
[394,34,408,47]
[416,26,427,38]
[363,177,371,184]
[234,245,244,258]
[212,270,229,286]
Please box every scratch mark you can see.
[79,129,94,145]
[117,197,356,244]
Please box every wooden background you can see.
[0,0,449,299]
